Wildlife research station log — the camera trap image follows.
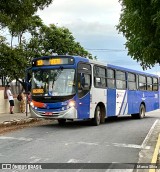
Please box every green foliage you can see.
[0,0,94,88]
[0,37,27,81]
[25,24,94,60]
[0,0,54,23]
[117,0,160,69]
[0,0,50,44]
[0,0,53,84]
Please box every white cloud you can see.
[37,0,121,26]
[37,0,123,50]
[65,20,119,38]
[37,0,159,74]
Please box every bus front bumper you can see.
[29,106,78,120]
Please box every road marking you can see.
[77,141,99,146]
[113,143,150,149]
[149,133,160,172]
[29,156,41,163]
[67,160,91,172]
[141,119,159,149]
[65,141,99,146]
[64,141,149,150]
[0,136,32,141]
[67,159,80,163]
[76,169,82,172]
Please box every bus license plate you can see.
[45,112,52,116]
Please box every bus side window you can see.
[138,75,147,90]
[116,70,126,90]
[147,77,153,91]
[153,77,158,91]
[94,65,106,88]
[107,68,115,89]
[128,73,136,90]
[78,73,91,98]
[95,77,101,87]
[77,62,92,98]
[78,73,91,90]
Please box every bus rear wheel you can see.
[138,104,145,119]
[132,104,145,119]
[92,106,101,126]
[58,119,66,125]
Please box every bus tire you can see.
[138,104,145,119]
[92,106,101,126]
[58,119,66,125]
[132,104,145,119]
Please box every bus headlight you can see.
[67,100,76,108]
[30,102,34,108]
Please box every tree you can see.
[117,0,160,69]
[0,15,43,85]
[0,23,94,89]
[0,1,94,90]
[25,24,94,59]
[0,0,53,46]
[0,0,53,88]
[0,37,27,81]
[0,0,54,24]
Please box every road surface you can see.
[0,110,159,171]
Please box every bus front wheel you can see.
[92,106,101,126]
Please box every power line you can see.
[86,48,127,52]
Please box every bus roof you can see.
[107,64,159,77]
[88,58,158,77]
[89,59,105,66]
[32,55,159,78]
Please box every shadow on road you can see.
[37,115,156,130]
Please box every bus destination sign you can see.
[32,57,74,66]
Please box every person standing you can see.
[6,85,14,114]
[19,92,25,113]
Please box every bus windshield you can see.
[32,68,76,96]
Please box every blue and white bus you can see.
[27,55,159,125]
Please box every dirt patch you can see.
[0,119,54,135]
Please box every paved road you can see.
[0,110,159,171]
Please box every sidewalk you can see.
[0,112,40,127]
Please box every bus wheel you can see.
[138,104,145,119]
[132,104,145,119]
[92,106,101,126]
[58,119,66,125]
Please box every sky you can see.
[37,0,160,76]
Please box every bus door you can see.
[77,62,92,119]
[107,68,116,116]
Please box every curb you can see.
[0,118,41,128]
[150,133,160,172]
[136,120,160,172]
